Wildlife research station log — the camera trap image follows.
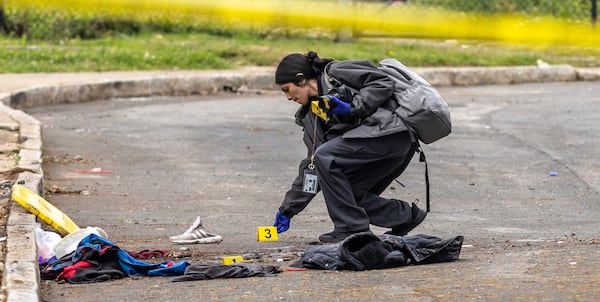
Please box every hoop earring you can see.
[295,73,306,85]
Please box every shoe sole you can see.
[385,210,428,236]
[319,232,365,243]
[404,210,427,234]
[319,236,347,244]
[170,235,223,244]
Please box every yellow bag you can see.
[11,184,80,236]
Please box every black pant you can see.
[314,131,416,233]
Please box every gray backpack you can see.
[378,58,451,144]
[322,59,450,212]
[378,59,451,212]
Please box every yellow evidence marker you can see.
[311,97,330,121]
[222,255,244,265]
[11,184,80,236]
[257,226,278,242]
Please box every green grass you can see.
[2,1,599,72]
[1,32,599,73]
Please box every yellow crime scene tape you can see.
[11,184,80,236]
[6,0,600,47]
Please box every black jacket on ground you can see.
[291,232,464,271]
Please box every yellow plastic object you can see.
[11,184,80,236]
[257,226,278,242]
[311,97,330,121]
[222,256,244,265]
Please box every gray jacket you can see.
[278,60,410,218]
[323,59,409,138]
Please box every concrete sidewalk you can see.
[0,65,599,302]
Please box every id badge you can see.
[302,169,319,194]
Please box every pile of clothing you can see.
[41,233,280,283]
[41,232,463,284]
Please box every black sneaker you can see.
[385,202,427,236]
[319,231,365,243]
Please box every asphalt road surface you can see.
[27,81,600,301]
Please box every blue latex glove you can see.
[327,95,351,115]
[273,211,291,233]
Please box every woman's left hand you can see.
[327,95,351,115]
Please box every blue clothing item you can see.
[74,233,189,277]
[148,261,189,277]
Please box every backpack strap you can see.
[408,130,431,213]
[322,62,344,89]
[417,143,431,213]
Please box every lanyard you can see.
[308,112,319,170]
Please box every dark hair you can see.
[275,51,333,85]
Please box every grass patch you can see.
[1,32,599,73]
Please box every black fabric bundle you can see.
[172,263,281,282]
[292,232,464,271]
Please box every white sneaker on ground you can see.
[169,216,223,244]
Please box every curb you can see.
[0,65,599,302]
[418,64,581,86]
[3,65,600,110]
[0,103,43,302]
[2,67,275,110]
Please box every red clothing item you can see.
[56,261,93,280]
[127,249,169,259]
